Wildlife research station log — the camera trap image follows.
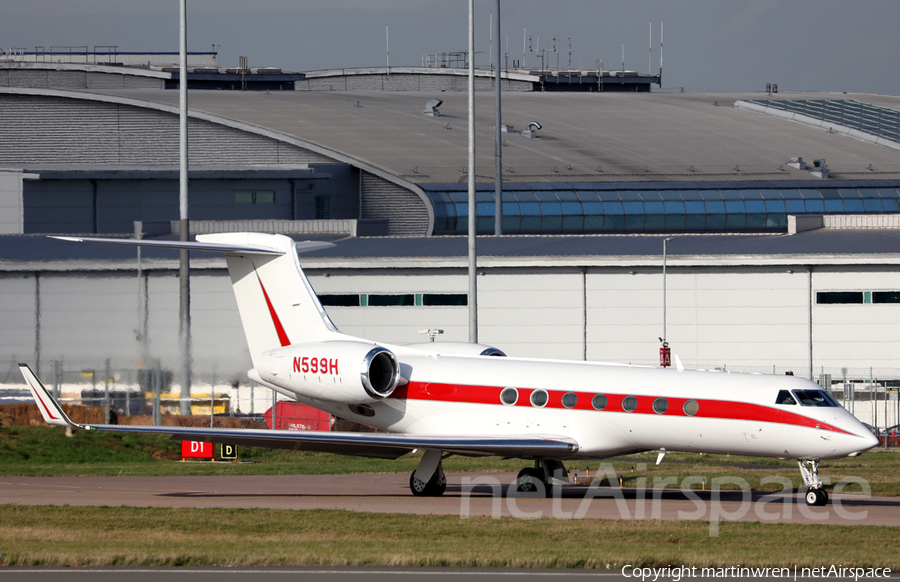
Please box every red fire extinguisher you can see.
[659,342,671,367]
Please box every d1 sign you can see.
[181,440,213,458]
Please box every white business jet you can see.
[20,233,879,506]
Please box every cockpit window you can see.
[792,389,838,407]
[776,390,797,405]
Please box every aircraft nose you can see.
[862,429,880,450]
[846,425,880,454]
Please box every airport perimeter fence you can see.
[0,357,283,428]
[2,358,899,442]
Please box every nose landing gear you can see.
[798,458,829,506]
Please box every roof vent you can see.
[423,98,443,117]
[810,159,829,179]
[522,121,542,139]
[788,157,806,170]
[501,125,515,133]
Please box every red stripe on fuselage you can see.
[256,274,291,347]
[390,381,852,435]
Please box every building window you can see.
[873,291,900,304]
[422,294,467,306]
[816,291,863,304]
[319,295,360,307]
[368,294,415,307]
[235,191,275,204]
[315,195,331,219]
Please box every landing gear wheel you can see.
[516,467,548,496]
[805,487,828,507]
[409,468,447,497]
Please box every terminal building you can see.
[1,56,899,427]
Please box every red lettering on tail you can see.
[291,356,339,375]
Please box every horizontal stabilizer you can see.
[50,234,335,256]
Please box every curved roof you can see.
[55,88,900,187]
[3,85,900,237]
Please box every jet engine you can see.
[253,341,400,404]
[403,342,506,357]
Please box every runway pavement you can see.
[1,472,898,526]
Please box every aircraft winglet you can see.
[18,363,80,428]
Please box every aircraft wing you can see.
[20,364,579,460]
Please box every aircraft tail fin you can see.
[199,233,344,364]
[50,233,343,366]
[18,363,79,428]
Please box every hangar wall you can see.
[23,167,360,234]
[5,260,900,401]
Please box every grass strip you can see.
[0,505,898,569]
[2,427,899,497]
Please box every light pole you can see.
[467,0,477,343]
[660,237,674,367]
[178,0,192,412]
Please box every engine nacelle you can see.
[403,342,506,357]
[254,341,400,404]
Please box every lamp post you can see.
[178,0,192,412]
[660,237,674,367]
[467,0,477,343]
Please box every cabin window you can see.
[530,389,549,408]
[776,390,797,405]
[622,395,638,412]
[591,394,607,411]
[652,398,668,414]
[500,387,518,405]
[792,389,838,407]
[682,399,699,416]
[561,392,577,409]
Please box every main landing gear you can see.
[798,458,829,506]
[409,449,447,497]
[515,460,567,497]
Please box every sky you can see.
[3,1,899,95]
